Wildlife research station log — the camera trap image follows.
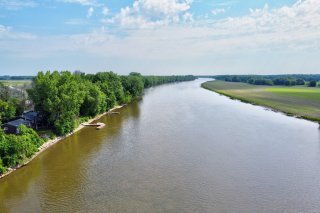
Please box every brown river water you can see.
[0,79,320,212]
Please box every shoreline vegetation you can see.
[202,80,320,123]
[0,105,124,179]
[0,71,197,178]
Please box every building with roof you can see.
[2,118,32,134]
[21,110,39,129]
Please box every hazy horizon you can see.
[1,0,319,75]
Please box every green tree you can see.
[80,83,107,116]
[28,71,86,135]
[122,74,144,98]
[309,81,317,87]
[0,83,10,101]
[0,100,16,122]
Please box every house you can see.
[2,118,32,134]
[21,110,39,129]
[2,111,41,134]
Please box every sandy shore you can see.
[0,105,124,179]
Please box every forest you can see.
[213,74,320,87]
[0,71,196,174]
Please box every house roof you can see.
[5,118,31,127]
[22,111,38,121]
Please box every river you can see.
[1,79,320,212]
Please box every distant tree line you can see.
[213,75,320,87]
[0,76,34,80]
[143,75,196,88]
[0,71,196,174]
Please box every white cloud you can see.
[106,0,193,28]
[2,0,320,74]
[0,25,36,39]
[0,25,10,33]
[211,8,226,15]
[210,1,237,7]
[183,12,193,22]
[133,0,191,15]
[0,0,38,10]
[102,7,109,16]
[87,7,94,18]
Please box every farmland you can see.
[202,80,320,122]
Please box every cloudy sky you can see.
[0,0,319,75]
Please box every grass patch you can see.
[0,80,32,88]
[202,80,320,122]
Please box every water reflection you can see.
[0,103,140,212]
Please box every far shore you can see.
[0,105,125,180]
[201,80,320,123]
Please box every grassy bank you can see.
[201,80,320,122]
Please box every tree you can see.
[296,79,305,85]
[0,125,44,173]
[122,74,144,98]
[309,81,317,87]
[80,83,107,116]
[0,83,10,101]
[0,100,16,122]
[28,71,86,135]
[91,72,125,105]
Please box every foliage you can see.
[143,75,197,88]
[0,71,196,174]
[213,75,319,87]
[309,81,317,87]
[0,125,44,174]
[28,71,86,135]
[121,73,144,99]
[80,83,107,117]
[27,71,196,136]
[0,99,16,122]
[88,72,126,107]
[0,82,10,101]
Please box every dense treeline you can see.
[0,76,34,80]
[213,75,320,87]
[0,71,196,174]
[143,75,197,88]
[27,71,145,135]
[27,71,196,135]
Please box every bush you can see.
[309,81,317,87]
[0,125,44,171]
[0,159,6,174]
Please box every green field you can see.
[0,80,32,88]
[202,80,320,122]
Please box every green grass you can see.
[0,80,32,88]
[202,80,320,122]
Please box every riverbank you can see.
[201,80,320,122]
[0,105,124,180]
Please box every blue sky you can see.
[0,0,319,75]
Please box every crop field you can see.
[202,80,320,122]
